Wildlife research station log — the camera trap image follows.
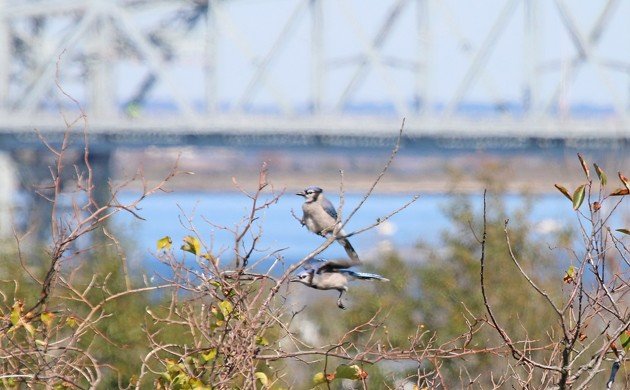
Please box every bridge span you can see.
[1,0,630,144]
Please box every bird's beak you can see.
[296,191,306,197]
[289,277,299,283]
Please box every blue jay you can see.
[296,186,361,270]
[291,258,389,309]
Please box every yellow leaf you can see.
[563,265,576,284]
[157,236,172,251]
[313,372,332,385]
[66,316,77,328]
[10,301,22,327]
[255,335,270,346]
[201,348,217,362]
[219,300,233,318]
[254,372,269,386]
[41,311,55,329]
[181,236,201,255]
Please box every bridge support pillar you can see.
[0,151,17,239]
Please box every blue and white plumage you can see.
[291,258,389,309]
[296,186,361,269]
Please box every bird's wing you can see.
[343,270,389,282]
[302,258,328,271]
[320,197,338,220]
[315,257,360,273]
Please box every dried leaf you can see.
[610,188,629,196]
[593,163,607,185]
[615,229,630,235]
[621,330,630,351]
[572,184,586,210]
[554,184,572,201]
[619,172,630,191]
[577,153,590,178]
[592,201,601,212]
[23,322,36,337]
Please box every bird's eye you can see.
[306,190,313,194]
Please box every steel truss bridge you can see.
[1,0,630,142]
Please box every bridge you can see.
[1,0,630,142]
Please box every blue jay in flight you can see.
[291,258,389,309]
[296,186,361,270]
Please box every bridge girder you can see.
[0,0,629,137]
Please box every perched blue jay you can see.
[291,258,389,309]
[296,186,361,270]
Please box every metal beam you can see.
[335,0,410,114]
[443,0,519,116]
[237,0,308,112]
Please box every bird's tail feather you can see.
[337,236,361,265]
[346,270,389,282]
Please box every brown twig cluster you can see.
[1,63,628,388]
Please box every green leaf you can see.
[219,300,233,318]
[593,163,607,185]
[181,235,201,255]
[210,305,224,321]
[157,236,172,251]
[255,335,270,346]
[554,184,572,202]
[615,229,630,235]
[334,364,367,380]
[254,372,269,386]
[572,184,586,210]
[201,348,217,362]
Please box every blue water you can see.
[112,191,626,270]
